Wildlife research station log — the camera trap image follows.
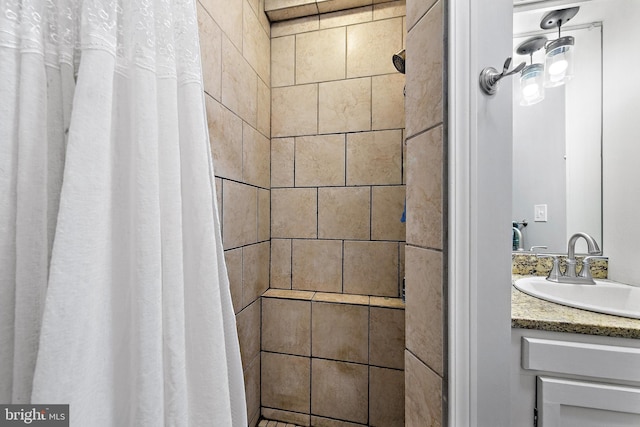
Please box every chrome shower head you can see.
[392,49,405,74]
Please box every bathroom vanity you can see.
[507,0,640,423]
[510,284,640,427]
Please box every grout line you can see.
[367,304,371,425]
[343,133,347,186]
[217,176,270,191]
[292,136,296,187]
[289,238,293,289]
[293,33,297,86]
[341,240,345,293]
[219,178,224,241]
[257,295,264,415]
[241,246,246,313]
[309,298,313,415]
[369,75,373,131]
[406,347,445,378]
[316,82,319,135]
[406,0,439,34]
[369,186,373,241]
[261,349,405,371]
[344,25,348,80]
[405,121,444,143]
[405,242,445,253]
[315,187,319,239]
[398,243,402,298]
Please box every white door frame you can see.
[448,0,514,425]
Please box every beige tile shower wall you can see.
[403,1,446,426]
[261,291,405,426]
[197,1,270,426]
[270,1,407,299]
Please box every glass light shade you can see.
[520,64,545,106]
[544,36,575,88]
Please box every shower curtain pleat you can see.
[1,1,247,425]
[13,52,55,404]
[157,79,190,426]
[0,43,20,405]
[177,82,245,426]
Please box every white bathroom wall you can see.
[512,71,567,252]
[600,0,640,286]
[564,25,602,253]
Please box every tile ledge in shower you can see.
[314,292,369,305]
[262,288,316,300]
[370,295,405,309]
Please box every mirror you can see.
[512,0,605,253]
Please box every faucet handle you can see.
[579,256,608,280]
[536,253,554,258]
[582,255,607,262]
[536,254,562,281]
[530,245,548,253]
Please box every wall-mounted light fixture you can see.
[540,7,580,87]
[479,57,526,96]
[516,36,547,106]
[480,7,580,99]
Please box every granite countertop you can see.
[511,277,640,339]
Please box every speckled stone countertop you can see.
[512,253,609,278]
[511,276,640,339]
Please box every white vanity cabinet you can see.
[510,328,640,427]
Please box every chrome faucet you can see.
[539,232,603,285]
[565,232,601,278]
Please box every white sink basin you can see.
[514,276,640,320]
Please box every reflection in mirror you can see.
[512,3,602,253]
[511,0,640,285]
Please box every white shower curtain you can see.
[0,1,247,425]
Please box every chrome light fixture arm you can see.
[479,57,526,96]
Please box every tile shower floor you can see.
[258,420,302,427]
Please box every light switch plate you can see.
[534,204,548,222]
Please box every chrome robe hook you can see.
[479,57,526,95]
